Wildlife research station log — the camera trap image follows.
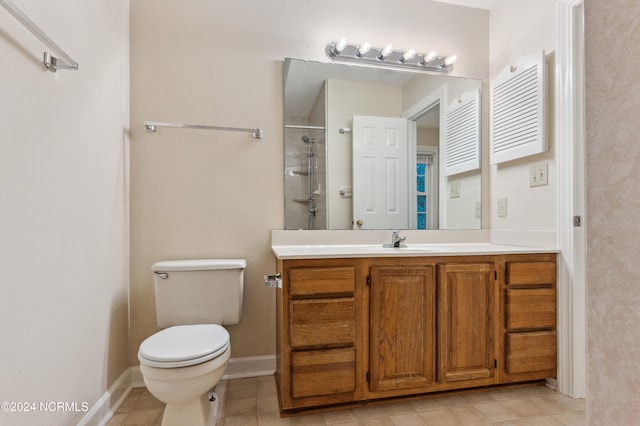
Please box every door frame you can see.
[556,0,586,399]
[403,85,446,229]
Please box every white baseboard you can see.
[130,354,276,388]
[222,355,276,380]
[78,368,133,426]
[130,366,145,388]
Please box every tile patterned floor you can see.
[107,376,586,426]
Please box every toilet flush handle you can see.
[154,272,169,279]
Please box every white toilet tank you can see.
[151,259,245,328]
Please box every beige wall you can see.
[489,0,557,233]
[585,1,640,423]
[0,0,130,424]
[130,0,489,361]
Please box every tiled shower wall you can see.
[284,121,326,230]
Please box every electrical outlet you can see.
[497,198,508,217]
[475,201,482,218]
[449,182,460,198]
[530,163,548,187]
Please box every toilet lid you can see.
[138,324,229,368]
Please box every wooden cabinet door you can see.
[369,266,436,392]
[437,262,496,383]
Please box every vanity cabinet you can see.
[499,254,557,382]
[275,253,556,413]
[275,259,364,410]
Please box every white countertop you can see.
[272,243,558,259]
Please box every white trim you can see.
[555,0,586,399]
[131,354,277,386]
[402,85,445,121]
[78,369,133,426]
[222,355,276,379]
[130,366,145,388]
[403,85,448,228]
[417,145,439,230]
[408,120,418,228]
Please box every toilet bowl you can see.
[139,258,245,425]
[138,324,231,426]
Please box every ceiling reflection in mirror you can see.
[284,58,482,231]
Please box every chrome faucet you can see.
[384,230,406,248]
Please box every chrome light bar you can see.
[325,40,455,74]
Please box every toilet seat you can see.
[138,324,230,368]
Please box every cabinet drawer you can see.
[290,298,355,348]
[506,262,555,286]
[290,267,355,298]
[291,347,356,398]
[506,331,556,374]
[506,288,556,330]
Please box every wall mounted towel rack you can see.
[0,0,78,72]
[143,121,263,139]
[284,125,326,131]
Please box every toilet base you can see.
[140,346,230,426]
[161,392,212,426]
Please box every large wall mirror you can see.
[284,58,483,230]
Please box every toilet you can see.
[138,259,246,426]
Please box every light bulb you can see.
[444,54,457,66]
[402,49,416,61]
[421,51,437,65]
[358,42,371,56]
[335,38,347,53]
[380,44,393,58]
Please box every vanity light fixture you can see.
[326,40,456,74]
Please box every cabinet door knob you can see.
[355,219,363,227]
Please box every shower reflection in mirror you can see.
[284,126,326,229]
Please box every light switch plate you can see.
[497,198,508,217]
[530,163,548,187]
[449,182,460,198]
